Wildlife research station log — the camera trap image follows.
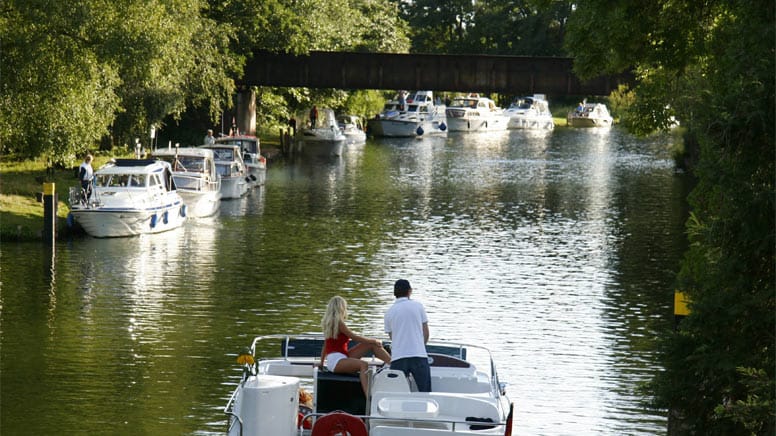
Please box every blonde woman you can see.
[321,296,391,394]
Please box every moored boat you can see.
[201,144,249,199]
[67,159,187,238]
[294,107,346,157]
[152,147,222,218]
[445,94,509,132]
[225,334,513,436]
[337,114,367,144]
[505,94,555,130]
[369,91,448,137]
[567,102,613,127]
[215,135,267,186]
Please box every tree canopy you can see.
[566,1,775,433]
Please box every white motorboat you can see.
[215,135,267,186]
[368,91,448,137]
[295,107,346,157]
[225,334,514,436]
[67,159,187,238]
[201,144,249,199]
[505,94,555,130]
[567,102,613,127]
[445,94,510,132]
[366,95,402,137]
[337,114,367,144]
[152,147,222,218]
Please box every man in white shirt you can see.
[204,129,215,145]
[384,279,431,391]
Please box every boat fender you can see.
[180,205,186,217]
[150,214,157,228]
[162,211,168,224]
[245,177,251,183]
[250,174,257,181]
[416,126,424,136]
[310,412,367,436]
[440,122,446,131]
[66,212,74,228]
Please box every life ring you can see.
[310,412,367,436]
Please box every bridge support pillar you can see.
[235,88,257,136]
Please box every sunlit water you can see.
[1,127,689,434]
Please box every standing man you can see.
[204,129,216,145]
[384,279,431,392]
[78,153,94,201]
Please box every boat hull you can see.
[246,163,266,187]
[445,115,509,132]
[295,138,345,157]
[567,116,613,128]
[70,202,186,238]
[177,190,221,218]
[507,114,555,130]
[377,119,448,137]
[220,176,248,199]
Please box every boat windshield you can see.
[176,156,205,173]
[212,149,235,161]
[95,173,146,188]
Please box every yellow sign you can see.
[674,291,690,316]
[43,182,55,195]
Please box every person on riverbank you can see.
[78,153,94,200]
[321,295,391,394]
[204,129,215,145]
[384,279,431,392]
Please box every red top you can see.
[324,332,349,356]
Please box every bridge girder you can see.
[240,51,633,96]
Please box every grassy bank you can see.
[1,136,283,242]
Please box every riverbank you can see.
[0,137,284,242]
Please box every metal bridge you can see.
[240,50,632,96]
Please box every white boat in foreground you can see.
[368,91,448,137]
[67,159,187,238]
[225,334,513,436]
[295,108,346,157]
[152,147,222,218]
[201,144,249,199]
[337,114,367,144]
[215,135,267,186]
[445,94,509,132]
[505,95,555,130]
[567,102,613,128]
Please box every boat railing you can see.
[172,173,219,192]
[245,334,501,390]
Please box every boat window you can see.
[216,163,230,177]
[107,174,129,187]
[420,106,429,113]
[149,174,161,187]
[407,104,418,112]
[214,149,234,161]
[128,174,146,187]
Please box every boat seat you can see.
[371,369,410,394]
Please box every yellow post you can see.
[674,291,690,329]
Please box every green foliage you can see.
[567,1,775,433]
[395,0,570,55]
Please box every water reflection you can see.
[0,127,685,435]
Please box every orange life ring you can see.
[310,412,367,436]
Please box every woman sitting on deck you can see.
[321,296,391,394]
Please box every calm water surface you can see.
[1,127,689,434]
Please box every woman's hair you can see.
[322,296,347,339]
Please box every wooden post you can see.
[43,182,57,244]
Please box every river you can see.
[0,126,689,434]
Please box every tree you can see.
[1,0,240,162]
[566,1,775,433]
